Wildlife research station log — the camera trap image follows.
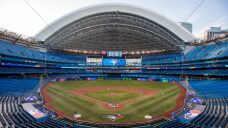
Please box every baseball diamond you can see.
[0,1,227,128]
[42,80,186,122]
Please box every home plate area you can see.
[107,102,119,109]
[104,114,124,121]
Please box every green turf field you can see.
[85,90,140,103]
[47,80,181,122]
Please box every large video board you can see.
[102,58,126,66]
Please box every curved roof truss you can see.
[35,4,195,52]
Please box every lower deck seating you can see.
[189,80,228,98]
[191,99,228,128]
[15,117,67,128]
[161,120,200,128]
[15,117,169,128]
[0,78,39,97]
[0,96,36,127]
[188,80,228,127]
[0,78,39,127]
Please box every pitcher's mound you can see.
[108,93,120,97]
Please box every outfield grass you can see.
[47,80,181,122]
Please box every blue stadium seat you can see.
[189,80,228,98]
[0,78,39,96]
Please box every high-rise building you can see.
[202,26,228,39]
[178,22,192,33]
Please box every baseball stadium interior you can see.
[0,2,228,128]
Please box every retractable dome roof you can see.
[35,4,195,52]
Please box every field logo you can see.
[144,115,153,119]
[111,59,118,65]
[73,112,81,119]
[105,114,124,121]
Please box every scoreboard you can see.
[107,51,122,57]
